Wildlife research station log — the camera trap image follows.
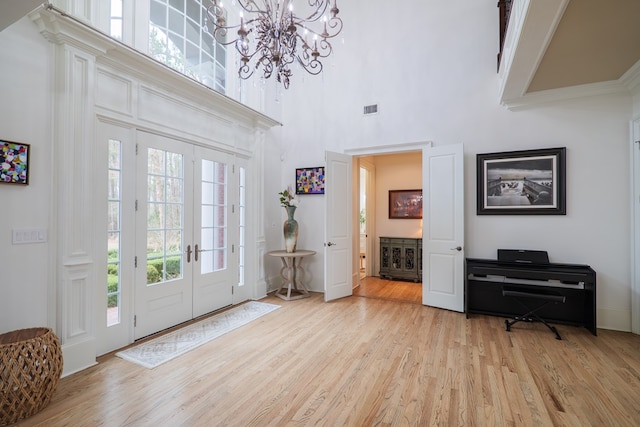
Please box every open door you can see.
[422,144,465,312]
[324,151,353,301]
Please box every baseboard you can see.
[597,307,632,332]
[61,337,98,377]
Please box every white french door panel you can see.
[135,131,195,339]
[233,157,251,303]
[95,120,136,356]
[422,144,465,312]
[192,146,235,318]
[324,151,353,301]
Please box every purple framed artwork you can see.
[1,140,30,185]
[296,166,325,194]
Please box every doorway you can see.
[98,123,244,353]
[354,152,423,302]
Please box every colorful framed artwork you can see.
[476,147,566,215]
[296,166,325,194]
[389,189,423,219]
[1,140,30,185]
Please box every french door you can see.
[134,132,236,339]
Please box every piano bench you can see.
[502,286,566,340]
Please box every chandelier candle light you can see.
[207,0,343,88]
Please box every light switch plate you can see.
[12,228,47,244]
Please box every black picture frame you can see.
[477,147,566,215]
[0,139,30,185]
[389,189,423,219]
[295,166,325,194]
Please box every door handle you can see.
[451,246,462,252]
[325,242,336,247]
[194,244,199,262]
[186,244,192,263]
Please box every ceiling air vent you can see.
[363,104,378,115]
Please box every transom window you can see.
[110,0,123,41]
[149,0,227,93]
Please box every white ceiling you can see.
[526,0,640,93]
[0,0,43,32]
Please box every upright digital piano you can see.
[465,250,597,335]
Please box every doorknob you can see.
[194,244,199,262]
[325,242,336,247]
[186,244,192,263]
[451,246,462,251]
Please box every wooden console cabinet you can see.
[379,237,422,282]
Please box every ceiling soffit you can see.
[528,0,640,92]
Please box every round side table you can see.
[267,250,316,300]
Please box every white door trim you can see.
[632,119,640,334]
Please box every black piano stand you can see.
[502,287,566,340]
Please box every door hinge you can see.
[134,315,137,327]
[232,204,235,214]
[232,244,235,253]
[232,286,234,295]
[135,143,139,155]
[135,199,138,211]
[134,256,138,268]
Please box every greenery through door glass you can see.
[146,148,184,285]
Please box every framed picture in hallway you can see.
[476,147,566,215]
[295,166,325,194]
[0,139,30,185]
[389,189,423,219]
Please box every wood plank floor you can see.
[13,291,640,426]
[354,276,422,304]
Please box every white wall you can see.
[267,0,634,331]
[0,19,53,332]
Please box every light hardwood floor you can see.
[14,291,640,426]
[354,276,422,304]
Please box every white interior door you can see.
[422,144,465,312]
[324,151,353,301]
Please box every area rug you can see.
[116,301,280,369]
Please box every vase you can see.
[283,206,299,253]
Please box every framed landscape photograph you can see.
[1,140,30,185]
[389,189,423,219]
[477,147,566,215]
[295,166,325,194]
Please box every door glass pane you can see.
[201,159,226,274]
[107,139,122,326]
[147,148,184,285]
[238,166,246,286]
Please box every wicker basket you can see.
[0,327,63,426]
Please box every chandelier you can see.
[207,0,343,88]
